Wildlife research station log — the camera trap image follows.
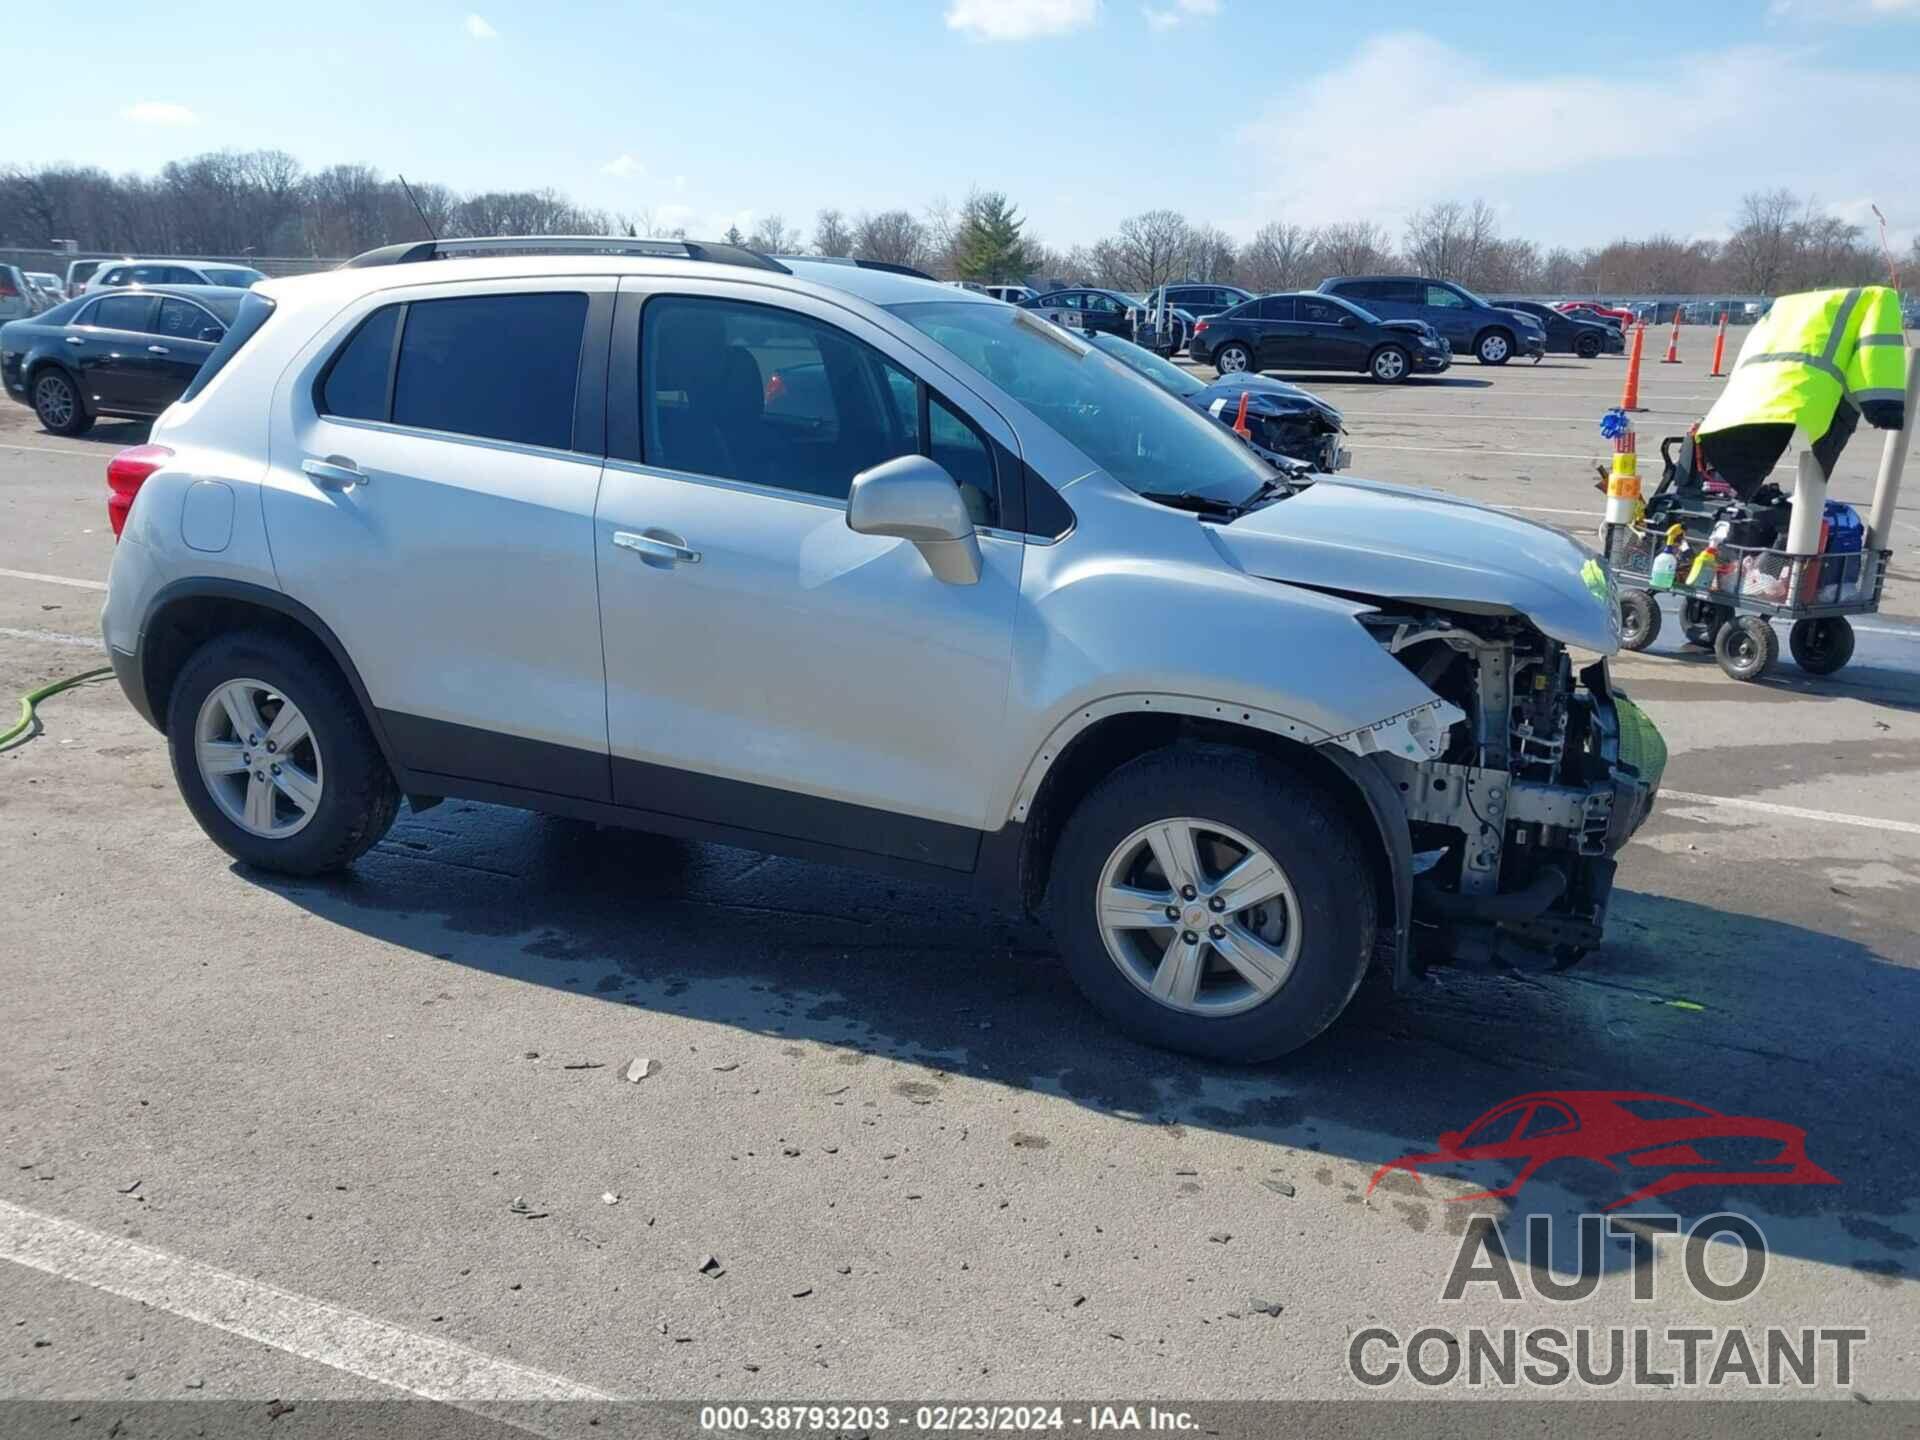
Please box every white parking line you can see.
[1661,791,1920,837]
[0,439,100,459]
[0,1198,616,1403]
[0,625,103,649]
[1351,442,1597,461]
[0,567,106,591]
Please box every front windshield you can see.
[890,300,1272,506]
[1321,293,1382,326]
[1452,283,1493,309]
[1087,333,1204,399]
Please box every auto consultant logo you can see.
[1366,1090,1838,1211]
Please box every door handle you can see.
[65,336,82,345]
[612,530,701,565]
[147,344,171,355]
[302,455,369,491]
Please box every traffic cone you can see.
[1621,325,1647,411]
[1660,313,1681,363]
[1232,390,1252,439]
[1604,425,1641,527]
[1709,312,1729,377]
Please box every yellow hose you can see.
[0,667,114,751]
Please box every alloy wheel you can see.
[1374,349,1407,381]
[33,375,74,429]
[1217,346,1249,374]
[1095,816,1302,1017]
[194,679,324,839]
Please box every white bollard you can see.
[1864,347,1919,554]
[1785,449,1830,556]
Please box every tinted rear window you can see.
[179,290,277,404]
[91,294,154,331]
[392,293,586,449]
[320,305,401,422]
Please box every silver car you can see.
[99,236,1663,1061]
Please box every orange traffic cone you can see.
[1621,324,1646,411]
[1232,390,1252,438]
[1709,312,1729,377]
[1660,312,1682,363]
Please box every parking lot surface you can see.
[3,339,1919,1421]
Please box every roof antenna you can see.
[398,174,438,241]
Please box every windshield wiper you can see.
[1134,489,1244,517]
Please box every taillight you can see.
[1193,319,1210,335]
[106,444,173,539]
[0,277,17,298]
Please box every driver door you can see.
[593,280,1023,867]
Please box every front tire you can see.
[32,368,94,436]
[1369,345,1410,383]
[1714,615,1778,682]
[1050,744,1376,1062]
[1618,590,1661,651]
[1575,332,1602,359]
[1214,342,1252,375]
[1475,329,1513,365]
[166,629,400,875]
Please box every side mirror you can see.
[847,454,981,585]
[1339,315,1357,328]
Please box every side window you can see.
[128,264,169,285]
[1256,296,1296,322]
[1298,298,1346,325]
[1085,293,1122,315]
[1053,292,1083,311]
[929,394,997,527]
[319,304,401,422]
[1425,285,1468,309]
[155,298,219,340]
[392,292,587,449]
[100,267,129,287]
[92,294,155,332]
[643,294,916,503]
[163,267,202,285]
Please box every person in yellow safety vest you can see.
[1696,285,1908,499]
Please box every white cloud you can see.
[1770,0,1920,19]
[465,13,499,39]
[121,101,198,127]
[1144,0,1217,30]
[946,0,1098,41]
[1234,33,1920,237]
[601,154,645,179]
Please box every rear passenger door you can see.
[593,280,1022,862]
[266,278,617,799]
[1248,296,1299,369]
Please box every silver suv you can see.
[100,237,1664,1061]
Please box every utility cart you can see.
[1602,350,1916,682]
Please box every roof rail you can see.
[776,254,937,282]
[340,236,790,274]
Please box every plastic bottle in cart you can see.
[1650,524,1684,590]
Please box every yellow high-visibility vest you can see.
[1699,285,1909,440]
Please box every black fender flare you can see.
[1316,746,1416,989]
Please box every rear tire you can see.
[166,629,400,875]
[1714,615,1778,682]
[1369,345,1410,384]
[1789,616,1854,675]
[1681,600,1730,650]
[1215,342,1252,375]
[32,368,93,436]
[1618,590,1661,651]
[1050,743,1376,1062]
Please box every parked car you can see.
[1189,291,1452,383]
[96,235,1661,1062]
[0,266,40,323]
[1,284,241,435]
[1086,331,1349,474]
[1553,301,1633,330]
[1318,276,1545,364]
[1141,282,1255,322]
[25,272,66,313]
[1019,286,1194,357]
[983,284,1037,304]
[1497,300,1623,358]
[89,259,266,291]
[65,258,115,297]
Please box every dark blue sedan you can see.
[1,284,242,435]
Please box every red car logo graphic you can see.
[1368,1091,1837,1211]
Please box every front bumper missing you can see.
[1371,659,1665,973]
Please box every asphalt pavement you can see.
[2,335,1918,1433]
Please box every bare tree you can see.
[812,208,854,257]
[1112,209,1192,291]
[747,214,802,253]
[1312,219,1395,277]
[1725,188,1799,294]
[854,209,926,267]
[1238,221,1316,293]
[1181,223,1237,282]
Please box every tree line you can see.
[1,152,1910,298]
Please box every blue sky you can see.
[8,0,1920,252]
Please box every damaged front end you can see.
[1347,610,1666,977]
